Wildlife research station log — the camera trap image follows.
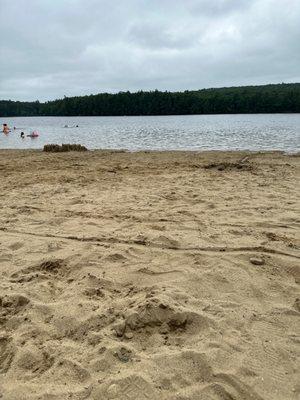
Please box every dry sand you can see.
[0,149,299,400]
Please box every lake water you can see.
[1,114,299,152]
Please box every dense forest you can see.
[1,83,299,117]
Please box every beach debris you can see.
[114,347,132,363]
[250,257,265,266]
[43,144,88,152]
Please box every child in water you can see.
[2,124,10,133]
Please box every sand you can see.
[0,149,299,400]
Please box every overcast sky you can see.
[0,0,299,101]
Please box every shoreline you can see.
[0,148,298,154]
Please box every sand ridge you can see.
[0,149,299,399]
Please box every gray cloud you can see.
[0,0,299,101]
[186,0,252,16]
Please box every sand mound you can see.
[121,293,211,337]
[43,144,88,152]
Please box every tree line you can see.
[1,83,299,117]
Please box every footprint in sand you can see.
[0,335,15,373]
[8,242,24,251]
[104,253,128,263]
[151,235,180,249]
[51,358,90,383]
[0,253,12,263]
[0,293,30,317]
[11,345,54,378]
[11,259,69,282]
[93,374,158,400]
[154,351,264,400]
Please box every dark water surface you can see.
[1,114,299,152]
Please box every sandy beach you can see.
[0,149,299,400]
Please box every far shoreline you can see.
[2,112,300,118]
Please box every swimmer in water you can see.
[27,131,39,138]
[2,124,10,133]
[20,132,25,138]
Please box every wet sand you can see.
[0,149,299,399]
